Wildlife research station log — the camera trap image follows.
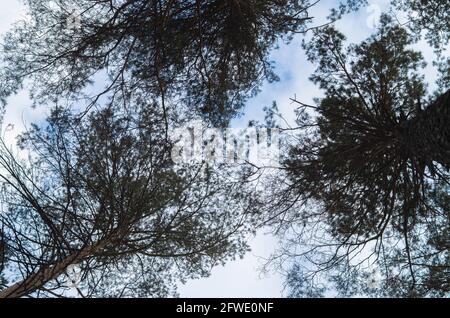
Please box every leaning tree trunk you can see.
[0,241,105,298]
[403,89,450,169]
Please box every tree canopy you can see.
[0,0,313,125]
[0,103,260,297]
[0,0,448,299]
[0,0,314,297]
[274,15,449,297]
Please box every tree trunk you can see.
[404,89,450,169]
[0,243,101,298]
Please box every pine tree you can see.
[0,0,313,125]
[0,105,259,298]
[278,15,449,297]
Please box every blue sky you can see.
[0,0,441,298]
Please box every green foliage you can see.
[0,104,259,297]
[331,0,449,52]
[0,0,312,125]
[283,16,449,297]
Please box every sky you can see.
[0,0,440,298]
